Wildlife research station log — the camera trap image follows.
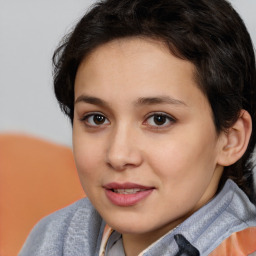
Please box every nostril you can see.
[106,135,143,170]
[106,160,128,171]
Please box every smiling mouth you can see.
[104,183,155,206]
[112,188,148,194]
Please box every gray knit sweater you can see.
[19,180,256,256]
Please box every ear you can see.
[217,110,252,166]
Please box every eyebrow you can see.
[75,95,187,107]
[75,95,109,107]
[135,96,187,107]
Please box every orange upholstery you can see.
[0,133,85,256]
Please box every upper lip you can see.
[103,182,154,190]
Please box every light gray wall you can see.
[0,0,94,146]
[0,0,256,147]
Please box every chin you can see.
[105,217,148,234]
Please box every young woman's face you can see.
[73,38,225,239]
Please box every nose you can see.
[106,125,143,171]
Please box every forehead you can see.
[77,37,196,78]
[74,37,208,110]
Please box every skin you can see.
[72,38,227,256]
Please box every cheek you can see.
[72,134,104,181]
[72,139,105,201]
[147,131,218,183]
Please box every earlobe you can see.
[217,110,252,167]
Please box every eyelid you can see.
[143,112,176,128]
[144,111,176,121]
[80,112,110,127]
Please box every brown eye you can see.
[93,114,106,124]
[82,113,110,127]
[145,113,175,128]
[153,115,167,125]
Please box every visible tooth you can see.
[113,188,147,194]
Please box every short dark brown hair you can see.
[53,0,256,200]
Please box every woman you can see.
[20,0,256,255]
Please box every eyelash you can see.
[80,112,176,129]
[143,112,176,129]
[80,112,110,128]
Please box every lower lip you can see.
[105,189,154,206]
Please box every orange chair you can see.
[0,133,85,256]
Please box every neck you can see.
[122,220,180,256]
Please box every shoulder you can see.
[223,180,256,228]
[202,180,256,254]
[174,180,256,255]
[19,198,104,256]
[208,226,256,256]
[207,180,256,255]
